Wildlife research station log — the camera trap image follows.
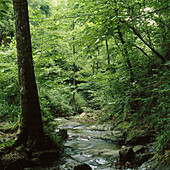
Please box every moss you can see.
[114,121,130,132]
[0,121,19,133]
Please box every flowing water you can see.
[57,119,122,170]
[22,119,153,169]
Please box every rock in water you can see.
[58,129,68,140]
[74,163,92,170]
[119,146,136,164]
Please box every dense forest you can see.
[0,0,169,169]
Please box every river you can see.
[56,118,123,170]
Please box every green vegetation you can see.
[0,0,169,161]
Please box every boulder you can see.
[74,163,92,170]
[119,146,136,164]
[136,153,154,165]
[59,157,92,170]
[125,129,155,145]
[133,145,146,154]
[58,129,68,140]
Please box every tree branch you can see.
[29,6,170,22]
[133,44,151,60]
[128,25,166,63]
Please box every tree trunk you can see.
[92,60,95,75]
[73,61,77,113]
[117,27,135,83]
[117,25,135,115]
[72,21,77,113]
[105,39,110,65]
[13,0,45,149]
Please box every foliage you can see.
[0,0,169,155]
[0,137,15,150]
[0,43,19,123]
[0,0,14,45]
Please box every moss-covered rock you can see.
[125,129,155,145]
[133,145,146,154]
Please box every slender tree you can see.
[105,39,110,65]
[117,26,134,83]
[72,21,77,113]
[13,0,45,149]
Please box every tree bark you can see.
[105,39,110,65]
[13,0,45,149]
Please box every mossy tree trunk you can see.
[13,0,45,149]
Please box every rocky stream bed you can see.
[1,114,169,170]
[53,116,163,170]
[56,117,122,169]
